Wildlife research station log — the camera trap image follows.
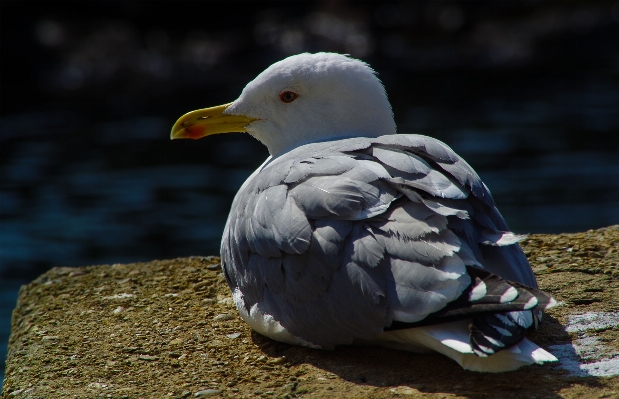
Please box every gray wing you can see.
[372,134,536,287]
[221,134,537,349]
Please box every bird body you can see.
[172,53,557,372]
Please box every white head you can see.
[171,53,396,157]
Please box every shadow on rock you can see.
[252,313,603,399]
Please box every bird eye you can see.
[279,91,298,103]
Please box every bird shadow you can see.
[252,315,604,399]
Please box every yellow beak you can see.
[170,102,258,140]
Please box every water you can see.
[2,0,618,388]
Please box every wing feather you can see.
[289,176,367,218]
[284,156,357,184]
[221,134,543,354]
[261,185,312,254]
[350,223,385,268]
[372,146,432,175]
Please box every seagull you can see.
[171,52,558,372]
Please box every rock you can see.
[267,356,288,365]
[193,281,212,291]
[4,228,619,398]
[194,389,222,396]
[68,270,87,277]
[212,313,233,321]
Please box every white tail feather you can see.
[370,320,557,372]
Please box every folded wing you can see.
[221,134,550,364]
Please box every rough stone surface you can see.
[3,227,619,398]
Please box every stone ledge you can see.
[3,227,619,398]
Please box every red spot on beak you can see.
[184,125,206,139]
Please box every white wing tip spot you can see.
[523,296,539,310]
[500,286,518,303]
[545,297,558,310]
[483,335,506,348]
[469,281,487,301]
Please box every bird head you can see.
[171,53,396,157]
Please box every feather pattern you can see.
[222,134,550,362]
[384,265,557,357]
[284,156,357,184]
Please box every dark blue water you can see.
[2,0,619,389]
